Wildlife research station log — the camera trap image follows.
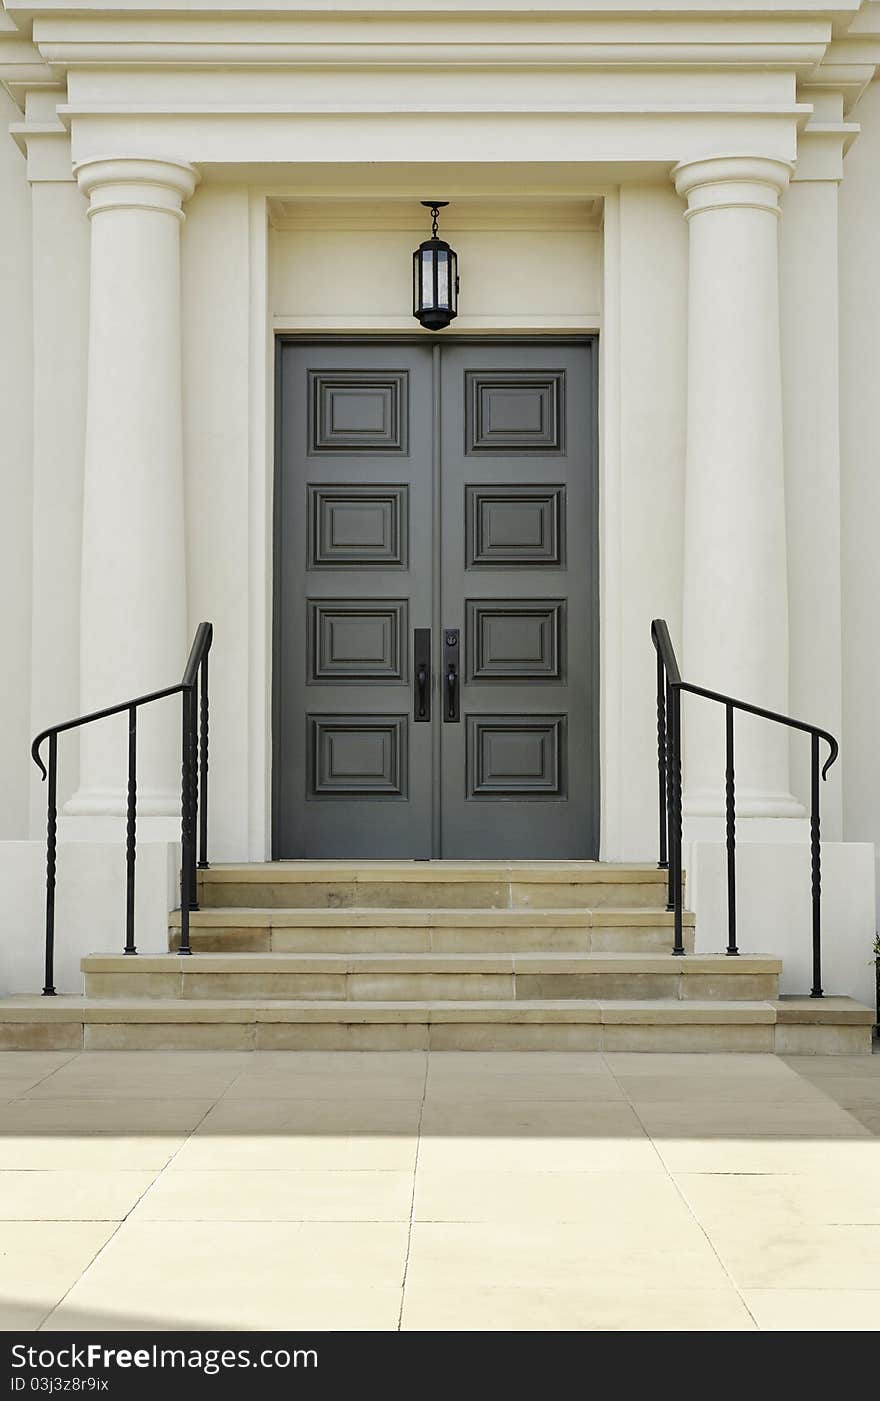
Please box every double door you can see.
[274,339,598,859]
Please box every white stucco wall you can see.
[613,182,687,860]
[270,214,602,330]
[181,183,253,862]
[840,79,880,910]
[781,176,844,837]
[0,87,32,839]
[27,167,90,835]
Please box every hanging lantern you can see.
[413,201,459,331]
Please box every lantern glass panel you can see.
[436,252,450,308]
[419,250,432,307]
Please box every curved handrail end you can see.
[821,734,839,782]
[31,736,47,782]
[650,618,682,686]
[181,621,214,688]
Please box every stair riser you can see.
[85,971,779,1001]
[1,1021,869,1054]
[169,927,695,955]
[198,880,672,911]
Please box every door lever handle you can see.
[443,628,460,723]
[413,629,431,722]
[446,664,458,721]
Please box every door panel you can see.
[275,344,433,857]
[439,343,597,859]
[274,339,598,860]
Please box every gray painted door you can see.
[274,339,597,859]
[438,343,597,858]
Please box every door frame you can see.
[271,333,600,860]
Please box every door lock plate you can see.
[413,628,431,722]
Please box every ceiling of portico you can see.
[267,193,605,232]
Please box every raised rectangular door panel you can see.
[307,484,409,568]
[465,485,565,567]
[466,599,564,681]
[307,599,408,683]
[465,370,565,453]
[467,715,566,798]
[309,370,408,453]
[308,715,408,798]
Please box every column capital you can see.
[673,155,793,220]
[73,156,199,221]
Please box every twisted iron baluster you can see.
[810,733,823,998]
[725,703,738,956]
[656,653,668,871]
[198,653,209,870]
[124,706,137,955]
[670,685,684,956]
[179,688,193,956]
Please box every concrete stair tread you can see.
[198,861,674,884]
[85,951,778,973]
[0,995,870,1026]
[169,906,696,927]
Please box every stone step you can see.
[168,906,696,954]
[0,994,870,1054]
[196,862,677,911]
[84,951,779,1002]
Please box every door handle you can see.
[413,628,431,722]
[443,628,460,723]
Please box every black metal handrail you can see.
[651,618,838,997]
[31,622,214,995]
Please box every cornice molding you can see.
[4,1,880,144]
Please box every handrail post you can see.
[725,703,738,956]
[188,685,199,912]
[198,652,209,870]
[124,706,137,955]
[810,733,823,998]
[42,733,58,996]
[179,687,193,956]
[656,653,668,871]
[665,678,675,913]
[670,683,684,956]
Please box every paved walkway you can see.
[0,1048,877,1332]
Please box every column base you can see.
[58,813,182,844]
[64,786,181,819]
[684,788,806,820]
[61,787,182,845]
[685,814,811,852]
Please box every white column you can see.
[674,154,801,819]
[66,156,198,819]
